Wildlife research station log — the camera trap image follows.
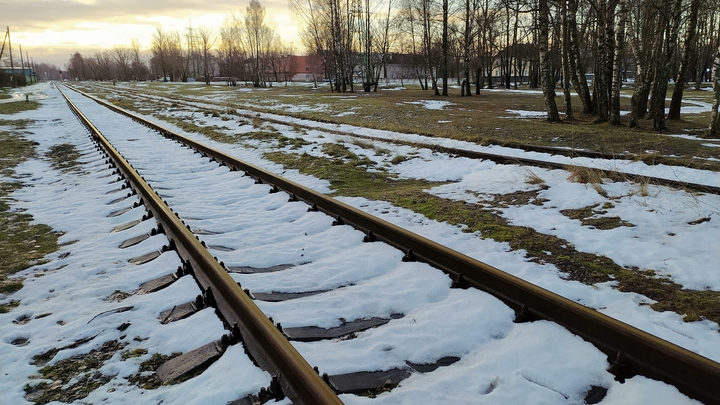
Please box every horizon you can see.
[0,0,301,69]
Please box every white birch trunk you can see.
[710,45,720,137]
[610,0,627,125]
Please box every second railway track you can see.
[7,83,716,404]
[81,83,720,195]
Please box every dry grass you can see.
[525,170,546,185]
[82,82,720,171]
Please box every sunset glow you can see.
[1,0,301,68]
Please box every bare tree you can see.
[711,44,720,137]
[66,52,86,81]
[290,0,332,87]
[627,0,657,127]
[560,0,573,119]
[564,0,592,114]
[129,39,147,81]
[151,28,170,81]
[538,0,559,121]
[218,15,245,86]
[86,51,113,80]
[112,46,132,81]
[609,0,628,124]
[244,0,279,87]
[650,0,683,131]
[668,0,701,120]
[197,26,215,84]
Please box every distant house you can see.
[288,55,324,82]
[0,66,35,87]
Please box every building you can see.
[288,55,324,82]
[0,66,35,87]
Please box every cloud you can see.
[2,0,300,65]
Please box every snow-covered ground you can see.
[1,82,718,405]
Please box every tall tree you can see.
[650,0,683,130]
[539,0,560,121]
[560,0,574,119]
[711,44,720,137]
[441,0,449,95]
[567,0,593,114]
[245,0,275,87]
[129,39,146,81]
[609,0,628,124]
[151,28,170,81]
[66,52,86,81]
[668,0,701,120]
[112,46,131,81]
[460,0,475,96]
[218,15,245,86]
[197,26,215,85]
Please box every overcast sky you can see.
[1,0,301,68]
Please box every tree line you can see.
[62,0,720,134]
[65,0,294,87]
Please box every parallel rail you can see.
[64,85,720,405]
[91,84,720,195]
[57,86,344,405]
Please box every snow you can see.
[1,83,716,405]
[404,100,454,110]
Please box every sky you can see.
[0,0,301,68]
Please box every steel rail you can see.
[66,85,720,405]
[57,85,344,405]
[91,84,720,196]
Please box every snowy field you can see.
[0,82,718,405]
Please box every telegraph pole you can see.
[7,27,16,87]
[20,45,26,86]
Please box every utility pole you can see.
[7,27,16,87]
[20,45,26,86]
[27,51,32,84]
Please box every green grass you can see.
[0,101,41,115]
[126,352,182,389]
[87,81,720,171]
[25,341,127,404]
[0,131,59,296]
[45,144,81,172]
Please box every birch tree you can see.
[197,26,215,85]
[668,0,701,120]
[151,28,170,81]
[218,15,245,86]
[539,0,559,121]
[711,45,720,137]
[609,0,627,125]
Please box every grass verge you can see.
[0,129,59,299]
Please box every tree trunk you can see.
[561,0,574,120]
[610,0,627,124]
[567,0,592,113]
[442,0,449,96]
[668,0,701,120]
[594,0,615,122]
[462,0,472,97]
[652,0,683,131]
[710,45,720,137]
[539,0,560,121]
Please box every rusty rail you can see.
[57,85,344,405]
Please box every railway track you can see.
[79,83,720,196]
[49,85,720,404]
